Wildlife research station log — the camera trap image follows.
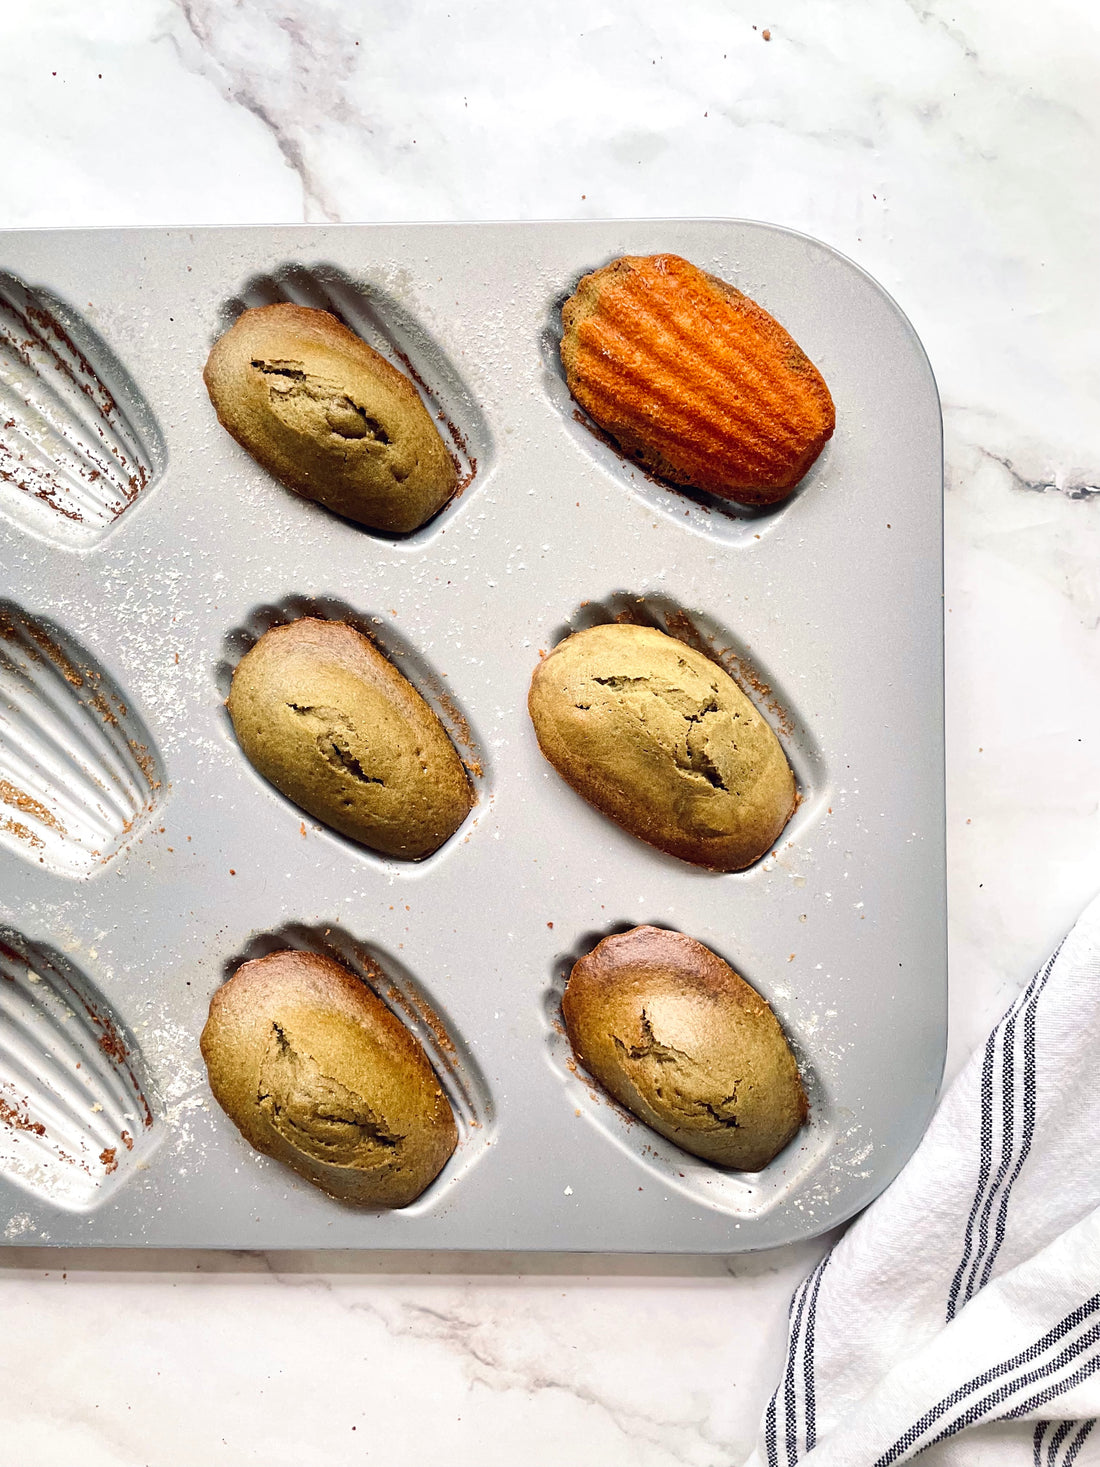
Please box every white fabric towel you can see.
[746,890,1100,1467]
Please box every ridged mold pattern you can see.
[0,930,160,1211]
[560,255,833,503]
[539,279,830,547]
[224,924,495,1211]
[0,272,165,547]
[219,263,491,538]
[0,603,164,876]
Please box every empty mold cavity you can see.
[544,592,827,867]
[0,930,161,1212]
[0,603,165,877]
[216,263,492,541]
[222,924,494,1211]
[0,272,165,548]
[543,924,831,1219]
[538,265,831,548]
[215,596,487,872]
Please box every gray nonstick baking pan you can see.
[0,221,944,1249]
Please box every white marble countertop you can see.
[1,1,1097,1462]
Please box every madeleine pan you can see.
[0,222,944,1249]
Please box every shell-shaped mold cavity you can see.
[543,927,830,1219]
[224,923,495,1212]
[218,263,492,541]
[0,930,160,1211]
[0,604,164,876]
[0,273,165,547]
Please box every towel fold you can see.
[746,889,1100,1466]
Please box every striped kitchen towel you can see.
[746,889,1100,1467]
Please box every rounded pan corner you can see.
[536,218,941,547]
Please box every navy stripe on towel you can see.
[875,1294,1100,1465]
[947,944,1062,1321]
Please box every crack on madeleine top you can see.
[613,1008,694,1064]
[286,703,385,786]
[592,675,651,690]
[257,1022,402,1165]
[613,1012,743,1130]
[250,359,392,444]
[700,1097,741,1128]
[588,673,733,792]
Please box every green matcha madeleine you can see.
[201,949,458,1207]
[228,617,473,859]
[204,302,458,533]
[528,621,795,870]
[563,926,807,1170]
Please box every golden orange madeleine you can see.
[560,253,835,507]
